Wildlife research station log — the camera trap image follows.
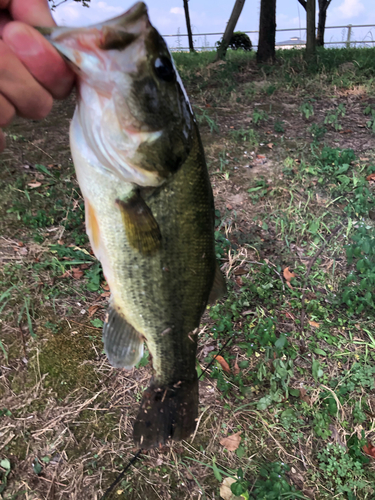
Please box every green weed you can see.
[316,444,368,497]
[252,109,268,126]
[300,101,314,119]
[229,128,259,148]
[195,106,219,133]
[324,103,346,131]
[363,104,375,132]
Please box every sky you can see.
[52,0,375,50]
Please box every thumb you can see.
[7,0,56,27]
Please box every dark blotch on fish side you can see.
[99,29,139,51]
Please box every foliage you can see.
[324,103,346,131]
[253,109,268,126]
[216,32,252,52]
[343,225,375,314]
[194,107,219,133]
[363,104,375,133]
[48,0,90,9]
[230,462,306,499]
[300,101,314,119]
[317,444,367,497]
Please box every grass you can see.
[1,46,375,499]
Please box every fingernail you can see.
[5,23,44,57]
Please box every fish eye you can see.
[153,57,175,82]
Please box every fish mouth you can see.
[38,2,149,71]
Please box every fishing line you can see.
[198,334,235,380]
[100,448,142,500]
[99,333,236,499]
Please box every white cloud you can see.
[53,0,122,26]
[170,7,184,15]
[337,0,365,18]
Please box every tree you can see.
[183,0,195,53]
[48,0,90,8]
[216,0,246,60]
[297,0,332,47]
[257,0,276,64]
[306,0,316,60]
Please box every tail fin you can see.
[133,377,198,449]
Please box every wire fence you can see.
[164,24,375,52]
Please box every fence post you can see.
[346,24,352,48]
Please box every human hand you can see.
[0,0,75,151]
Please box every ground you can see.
[1,47,375,500]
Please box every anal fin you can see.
[103,306,144,369]
[116,192,161,255]
[208,261,227,304]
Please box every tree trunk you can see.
[306,0,316,61]
[316,0,332,47]
[183,0,195,53]
[257,0,276,64]
[216,0,246,60]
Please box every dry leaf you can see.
[232,360,240,375]
[14,246,28,255]
[215,355,231,374]
[101,291,111,297]
[283,267,296,282]
[282,311,295,320]
[363,442,375,458]
[241,310,253,316]
[286,281,293,289]
[267,143,273,149]
[220,431,242,451]
[226,204,233,210]
[28,181,42,188]
[220,477,238,500]
[58,270,71,279]
[366,173,375,182]
[88,305,101,317]
[235,277,243,287]
[299,387,311,405]
[101,282,110,291]
[233,267,248,276]
[72,267,84,279]
[308,320,320,328]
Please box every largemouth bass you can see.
[40,2,225,449]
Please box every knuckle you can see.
[34,95,53,119]
[0,100,15,127]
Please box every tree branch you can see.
[297,0,307,10]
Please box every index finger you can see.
[0,0,55,26]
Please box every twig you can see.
[68,319,101,330]
[300,223,343,333]
[27,140,54,160]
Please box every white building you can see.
[276,36,306,50]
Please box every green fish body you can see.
[41,2,225,449]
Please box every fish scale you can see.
[38,1,226,449]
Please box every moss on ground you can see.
[35,323,100,399]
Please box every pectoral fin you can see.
[103,306,144,369]
[208,262,227,304]
[116,193,161,255]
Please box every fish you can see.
[39,2,226,449]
